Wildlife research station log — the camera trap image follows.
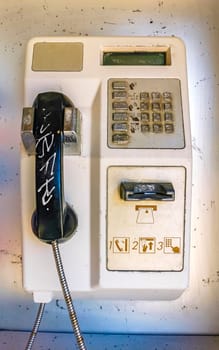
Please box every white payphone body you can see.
[21,36,192,303]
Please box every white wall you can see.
[0,0,219,335]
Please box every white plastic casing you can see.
[21,36,192,302]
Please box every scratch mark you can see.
[192,137,203,160]
[104,21,117,25]
[202,273,219,285]
[56,299,65,310]
[0,249,22,264]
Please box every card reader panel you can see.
[107,166,186,272]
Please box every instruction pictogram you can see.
[164,237,181,254]
[139,237,156,254]
[136,205,157,224]
[113,237,130,253]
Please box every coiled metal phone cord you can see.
[52,240,87,350]
[24,302,45,350]
[24,240,87,350]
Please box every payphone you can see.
[20,36,191,347]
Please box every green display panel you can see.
[103,51,167,66]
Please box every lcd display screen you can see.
[103,51,167,66]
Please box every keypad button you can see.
[112,91,127,99]
[112,123,128,132]
[141,124,150,133]
[152,102,161,110]
[151,92,161,100]
[152,112,161,122]
[140,102,149,110]
[141,112,150,122]
[112,134,129,144]
[140,92,149,100]
[153,124,163,133]
[112,81,127,90]
[112,101,128,110]
[163,102,172,110]
[165,124,174,133]
[164,112,173,122]
[163,91,172,100]
[113,113,128,121]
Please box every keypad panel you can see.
[108,78,185,149]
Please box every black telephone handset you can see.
[22,92,86,350]
[31,92,77,243]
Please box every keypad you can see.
[110,81,174,142]
[108,78,184,149]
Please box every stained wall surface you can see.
[0,0,218,337]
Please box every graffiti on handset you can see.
[36,110,57,208]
